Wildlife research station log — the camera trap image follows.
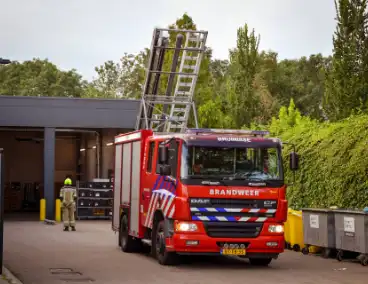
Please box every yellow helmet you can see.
[64,178,72,185]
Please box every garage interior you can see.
[0,95,139,220]
[0,128,127,218]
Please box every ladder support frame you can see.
[135,28,208,133]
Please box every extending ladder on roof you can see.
[135,28,208,133]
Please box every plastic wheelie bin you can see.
[301,208,335,258]
[333,209,368,266]
[284,208,293,249]
[288,209,305,251]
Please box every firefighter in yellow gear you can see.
[60,177,77,231]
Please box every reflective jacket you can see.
[60,186,76,204]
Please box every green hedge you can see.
[274,114,368,210]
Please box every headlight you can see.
[175,222,198,232]
[268,224,284,233]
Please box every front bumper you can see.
[165,222,284,257]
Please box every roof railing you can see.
[185,128,270,137]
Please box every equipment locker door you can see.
[141,141,157,226]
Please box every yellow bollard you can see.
[55,199,61,222]
[40,199,46,221]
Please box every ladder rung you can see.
[173,108,186,112]
[179,75,194,79]
[170,116,186,122]
[178,82,193,87]
[183,65,196,70]
[153,46,204,52]
[185,56,198,61]
[149,70,197,76]
[175,91,189,96]
[188,36,201,41]
[169,124,184,129]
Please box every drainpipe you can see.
[0,127,101,179]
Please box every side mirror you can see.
[158,145,169,164]
[289,152,299,171]
[159,164,171,176]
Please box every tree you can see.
[323,0,368,120]
[90,51,148,99]
[226,24,261,127]
[0,58,85,97]
[273,54,331,120]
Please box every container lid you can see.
[332,209,368,215]
[301,208,333,213]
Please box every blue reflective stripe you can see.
[226,216,236,221]
[208,216,218,221]
[152,176,162,191]
[216,208,226,212]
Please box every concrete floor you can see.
[3,219,368,284]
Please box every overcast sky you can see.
[0,0,336,81]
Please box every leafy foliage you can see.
[323,0,368,120]
[0,58,85,97]
[269,100,368,209]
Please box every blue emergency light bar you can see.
[186,128,270,136]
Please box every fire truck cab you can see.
[112,128,299,266]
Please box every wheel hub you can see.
[156,231,165,255]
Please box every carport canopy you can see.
[0,95,140,220]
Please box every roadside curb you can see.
[2,267,23,284]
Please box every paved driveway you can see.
[3,220,367,284]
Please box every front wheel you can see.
[153,219,178,265]
[249,258,272,266]
[336,250,343,262]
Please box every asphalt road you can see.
[3,219,367,284]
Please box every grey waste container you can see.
[301,208,335,258]
[333,209,368,266]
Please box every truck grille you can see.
[203,222,263,238]
[190,198,277,222]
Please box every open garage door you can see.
[0,129,78,220]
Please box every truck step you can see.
[142,239,152,246]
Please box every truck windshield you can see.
[180,145,282,181]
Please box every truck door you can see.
[168,139,179,178]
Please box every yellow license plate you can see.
[221,249,246,255]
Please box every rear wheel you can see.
[301,247,309,255]
[249,258,272,266]
[120,215,140,253]
[293,244,300,252]
[152,219,178,265]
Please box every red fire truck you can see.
[112,128,299,266]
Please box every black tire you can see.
[120,215,139,253]
[152,219,178,266]
[322,248,331,259]
[249,258,272,266]
[336,250,343,262]
[293,244,300,252]
[361,256,368,266]
[301,247,309,255]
